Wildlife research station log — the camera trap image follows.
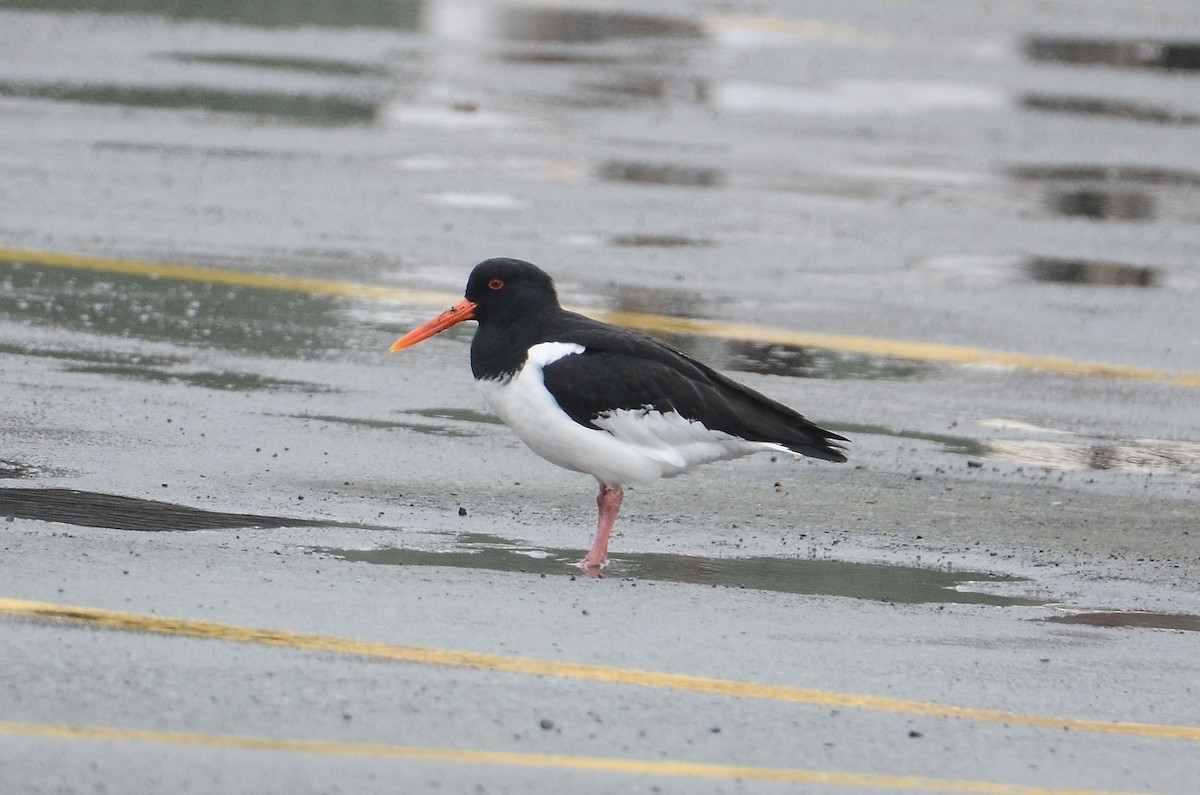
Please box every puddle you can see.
[168,52,391,78]
[315,533,1035,606]
[407,407,506,426]
[0,259,358,358]
[844,421,1200,476]
[1026,258,1157,287]
[0,81,377,126]
[658,336,935,381]
[425,3,704,44]
[1010,165,1200,189]
[608,234,714,248]
[0,343,181,370]
[1020,93,1199,126]
[0,488,316,531]
[0,341,326,393]
[0,461,39,479]
[913,254,1163,289]
[596,161,724,188]
[1024,36,1200,73]
[1009,164,1200,226]
[1042,611,1200,633]
[1044,189,1156,222]
[984,438,1200,476]
[0,0,421,29]
[576,74,708,106]
[63,363,329,393]
[832,423,987,457]
[295,413,480,437]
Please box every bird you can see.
[390,258,848,571]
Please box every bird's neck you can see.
[470,306,562,381]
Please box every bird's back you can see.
[536,311,848,463]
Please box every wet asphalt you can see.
[2,1,1200,793]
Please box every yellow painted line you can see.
[0,721,1154,795]
[3,597,1199,744]
[587,309,1200,389]
[702,14,868,40]
[3,246,1199,389]
[0,245,456,307]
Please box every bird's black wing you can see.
[539,312,848,462]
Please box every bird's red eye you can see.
[488,278,504,290]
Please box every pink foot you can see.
[574,556,607,577]
[575,483,622,575]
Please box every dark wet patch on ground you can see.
[725,341,934,381]
[914,253,1171,289]
[658,335,936,381]
[0,0,422,29]
[0,343,183,370]
[828,423,987,458]
[0,80,379,126]
[1020,93,1199,126]
[0,460,40,479]
[67,363,331,392]
[1042,610,1200,633]
[167,52,391,78]
[1010,163,1200,226]
[315,532,1036,606]
[0,487,317,531]
[608,234,713,248]
[1024,36,1200,73]
[294,413,480,437]
[0,340,327,392]
[1026,258,1158,286]
[596,160,723,188]
[406,407,506,426]
[449,5,704,43]
[0,259,356,358]
[984,437,1200,476]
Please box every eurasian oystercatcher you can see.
[391,258,848,570]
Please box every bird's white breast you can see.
[477,342,785,487]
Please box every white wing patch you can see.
[478,342,788,487]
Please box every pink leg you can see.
[578,483,623,572]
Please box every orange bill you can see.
[389,298,478,351]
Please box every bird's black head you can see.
[389,257,563,373]
[464,258,560,324]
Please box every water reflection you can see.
[841,421,1200,476]
[316,533,1036,606]
[1042,610,1200,632]
[661,337,935,381]
[607,234,713,248]
[596,161,723,188]
[1025,36,1200,73]
[423,2,703,43]
[985,438,1200,476]
[1026,258,1157,287]
[1010,164,1200,225]
[0,460,39,479]
[0,487,316,531]
[0,0,421,29]
[1021,93,1199,126]
[1011,165,1200,189]
[0,81,377,126]
[1045,189,1155,221]
[295,413,480,437]
[833,423,986,457]
[65,363,328,393]
[0,259,356,358]
[169,52,390,78]
[914,254,1162,288]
